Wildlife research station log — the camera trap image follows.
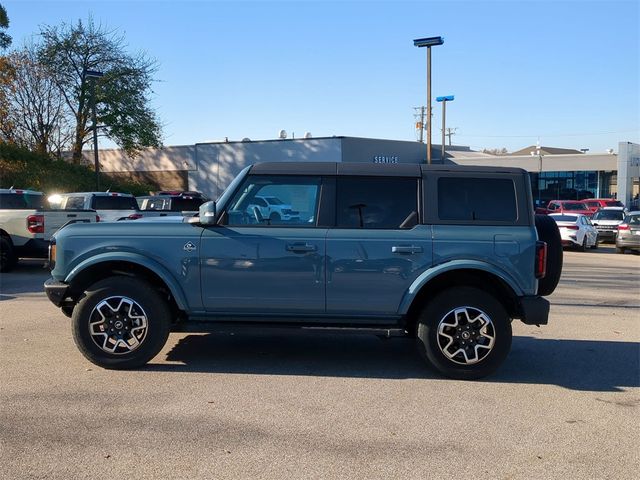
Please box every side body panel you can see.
[326,226,432,315]
[200,226,327,314]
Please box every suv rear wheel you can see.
[417,287,512,380]
[71,276,171,369]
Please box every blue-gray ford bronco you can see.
[44,162,562,379]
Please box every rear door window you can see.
[335,177,418,229]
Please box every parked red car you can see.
[535,200,593,217]
[583,198,624,214]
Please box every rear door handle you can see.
[392,245,423,254]
[286,243,318,253]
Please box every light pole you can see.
[84,69,104,190]
[436,95,454,161]
[413,36,444,164]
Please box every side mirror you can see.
[196,201,217,225]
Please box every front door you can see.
[200,175,326,314]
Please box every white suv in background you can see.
[246,195,300,222]
[51,192,141,222]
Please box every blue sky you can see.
[3,0,639,153]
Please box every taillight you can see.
[96,215,101,222]
[618,224,630,231]
[128,213,143,220]
[535,241,547,279]
[27,214,45,234]
[564,225,579,230]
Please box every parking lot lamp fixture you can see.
[84,69,104,190]
[436,95,454,161]
[413,36,444,164]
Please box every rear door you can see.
[326,175,432,317]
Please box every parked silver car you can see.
[616,211,640,253]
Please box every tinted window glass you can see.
[563,202,588,211]
[92,196,138,210]
[0,193,44,209]
[626,214,640,225]
[551,215,578,223]
[172,198,204,211]
[605,201,623,207]
[226,175,320,226]
[336,177,418,229]
[438,177,516,221]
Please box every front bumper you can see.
[518,296,550,325]
[595,229,617,241]
[44,278,70,307]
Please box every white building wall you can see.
[189,138,342,198]
[617,142,640,207]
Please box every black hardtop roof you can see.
[249,162,527,176]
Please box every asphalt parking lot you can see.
[1,246,638,480]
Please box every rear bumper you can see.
[616,235,640,249]
[44,278,70,307]
[518,296,550,325]
[14,239,49,258]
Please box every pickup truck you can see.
[535,200,592,217]
[0,188,97,272]
[50,191,142,222]
[44,162,563,380]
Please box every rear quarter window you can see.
[437,177,517,222]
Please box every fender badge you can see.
[183,241,197,252]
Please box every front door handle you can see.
[286,243,318,253]
[392,245,423,254]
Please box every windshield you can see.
[626,214,640,225]
[551,215,578,223]
[593,210,624,221]
[216,166,251,212]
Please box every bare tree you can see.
[0,46,69,154]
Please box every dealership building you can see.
[89,137,640,207]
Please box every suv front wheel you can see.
[417,287,512,380]
[71,276,171,369]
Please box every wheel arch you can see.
[65,255,188,313]
[401,267,521,335]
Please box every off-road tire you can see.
[416,287,512,380]
[71,276,171,369]
[534,215,563,296]
[0,236,18,273]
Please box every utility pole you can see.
[445,127,457,146]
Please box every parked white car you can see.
[550,213,599,250]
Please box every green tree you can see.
[0,3,10,50]
[37,18,162,163]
